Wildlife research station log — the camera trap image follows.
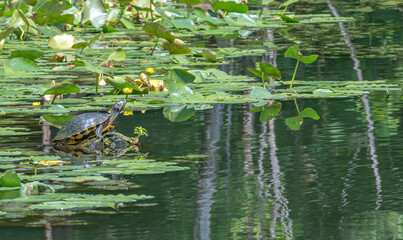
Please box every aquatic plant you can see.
[284,45,319,88]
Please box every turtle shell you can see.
[53,98,126,145]
[53,113,110,145]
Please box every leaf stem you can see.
[151,37,159,55]
[281,5,288,16]
[51,95,58,104]
[290,59,299,88]
[293,98,300,114]
[96,73,102,94]
[261,72,265,88]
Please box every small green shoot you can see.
[284,45,318,88]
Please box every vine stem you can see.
[290,59,299,88]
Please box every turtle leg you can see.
[94,125,106,148]
[96,125,104,139]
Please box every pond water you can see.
[1,1,403,239]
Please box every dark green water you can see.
[1,1,403,239]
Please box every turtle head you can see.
[109,98,127,124]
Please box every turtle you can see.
[52,98,127,145]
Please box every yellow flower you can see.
[39,160,69,166]
[123,110,133,116]
[145,67,155,75]
[32,102,41,107]
[123,87,133,94]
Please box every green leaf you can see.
[108,48,126,61]
[83,0,107,28]
[299,108,320,119]
[165,69,196,86]
[0,27,14,41]
[83,61,103,74]
[285,107,319,130]
[88,33,102,45]
[300,54,319,64]
[8,57,37,71]
[284,45,301,60]
[143,22,175,43]
[160,38,191,54]
[120,17,135,29]
[9,50,44,61]
[42,81,80,95]
[172,17,197,30]
[279,0,300,8]
[260,102,281,123]
[33,0,48,12]
[37,26,61,37]
[247,68,263,78]
[236,14,257,27]
[285,116,303,130]
[48,33,76,49]
[179,0,201,6]
[259,62,281,80]
[0,170,21,187]
[164,70,200,102]
[72,42,89,49]
[102,26,119,33]
[163,106,196,122]
[201,50,218,62]
[41,115,74,129]
[250,87,271,99]
[193,8,207,18]
[249,105,265,113]
[106,76,140,91]
[17,9,31,27]
[278,14,300,23]
[212,1,248,13]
